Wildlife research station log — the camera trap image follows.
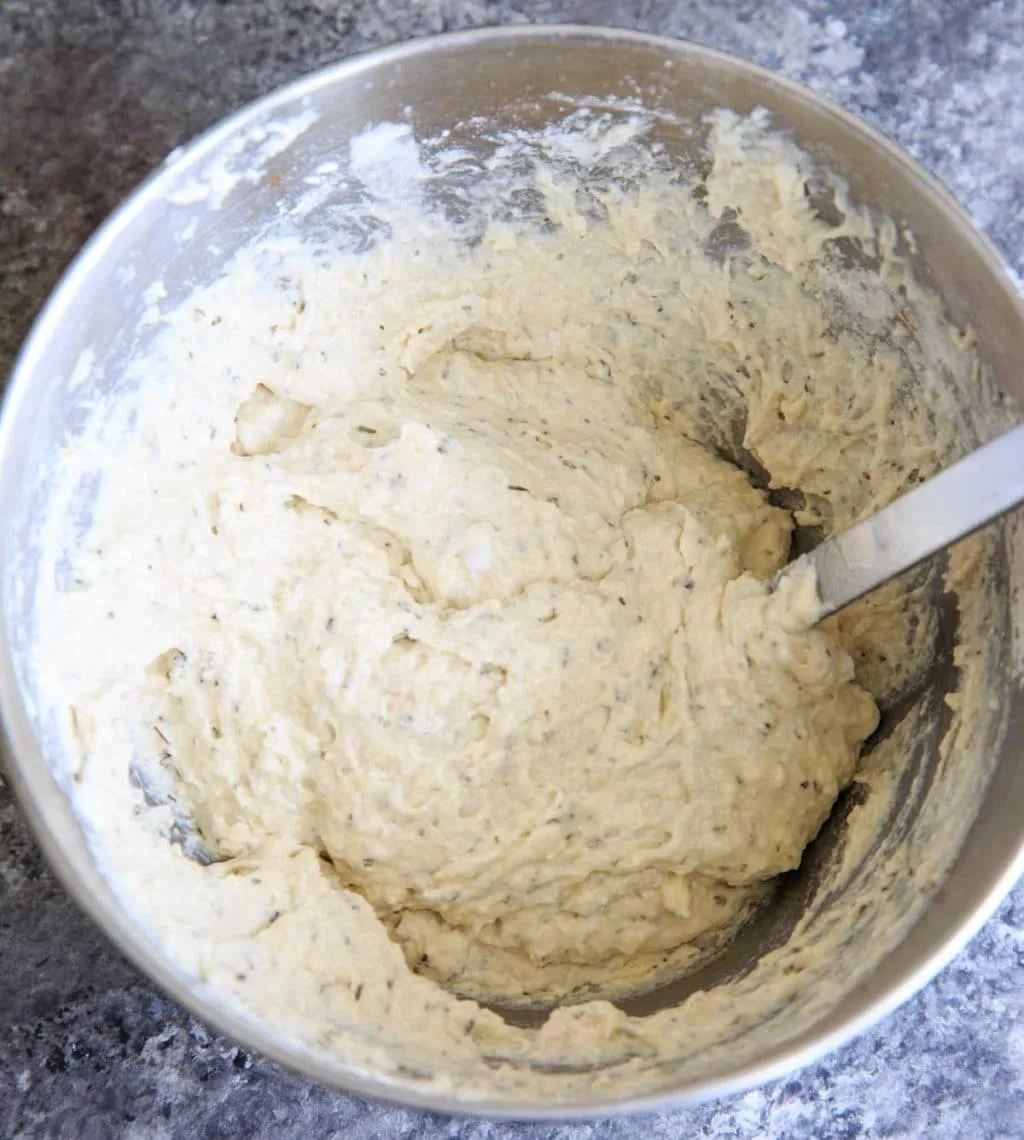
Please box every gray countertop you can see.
[2,2,1023,1137]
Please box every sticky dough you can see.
[124,344,879,1004]
[38,108,978,1089]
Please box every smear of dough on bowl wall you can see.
[30,103,1015,1101]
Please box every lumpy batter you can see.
[102,339,877,1005]
[34,107,995,1097]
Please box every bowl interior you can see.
[2,27,1024,1113]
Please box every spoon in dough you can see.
[772,422,1024,621]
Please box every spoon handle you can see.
[780,422,1024,621]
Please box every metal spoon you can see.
[772,423,1024,621]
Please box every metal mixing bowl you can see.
[2,25,1023,1117]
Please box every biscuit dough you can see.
[34,108,992,1099]
[100,344,877,1005]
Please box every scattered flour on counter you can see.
[31,107,1014,1102]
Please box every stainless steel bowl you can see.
[2,25,1023,1118]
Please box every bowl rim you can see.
[2,21,1024,1121]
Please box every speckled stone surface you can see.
[1,2,1023,1137]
